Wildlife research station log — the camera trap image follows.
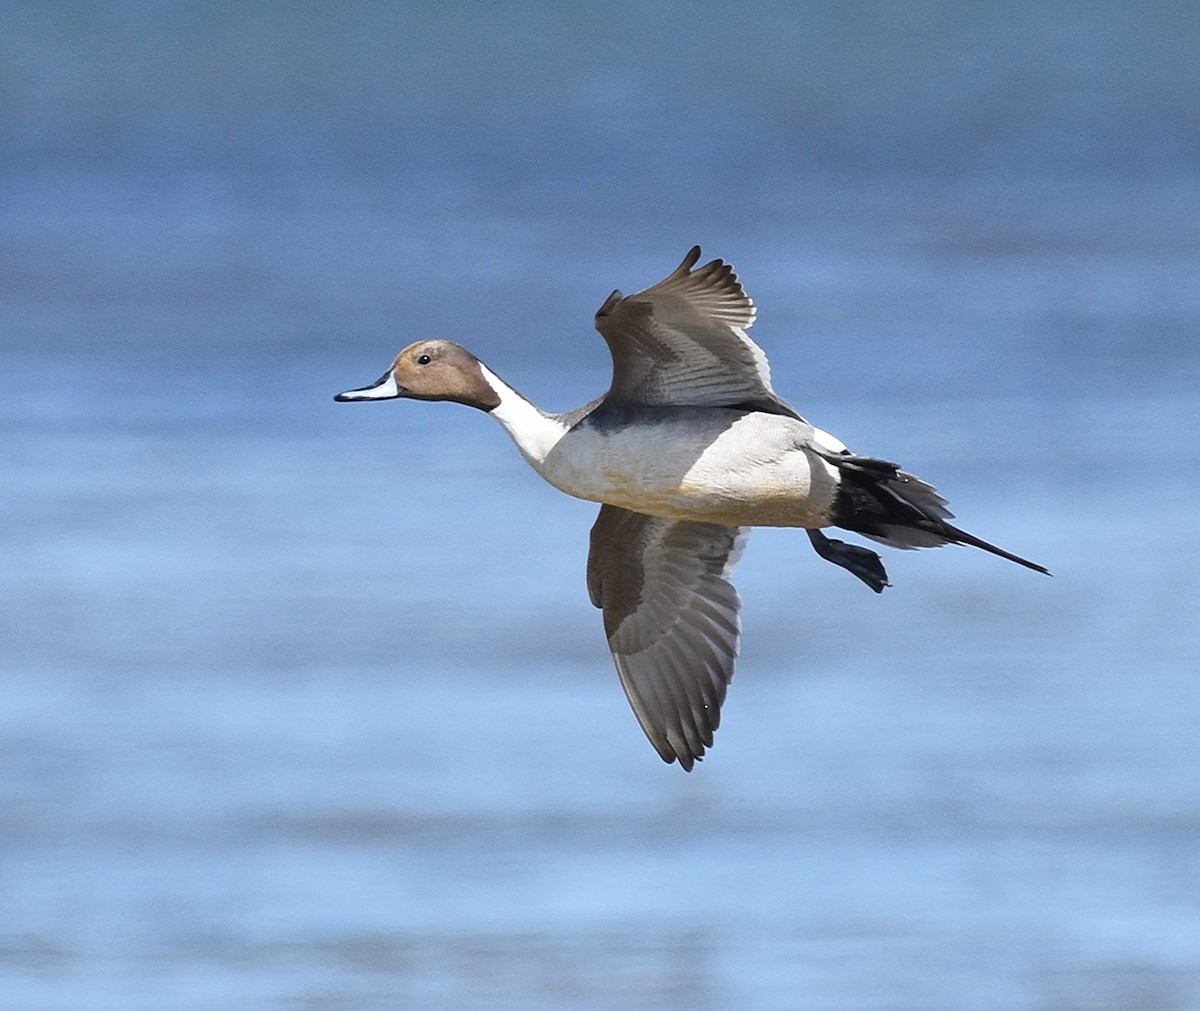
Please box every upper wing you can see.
[594,246,803,416]
[586,504,748,771]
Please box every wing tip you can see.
[670,245,703,279]
[672,750,699,772]
[594,288,624,320]
[654,246,757,332]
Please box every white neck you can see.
[479,364,570,469]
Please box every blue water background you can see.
[3,5,1199,1008]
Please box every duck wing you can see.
[586,504,748,771]
[594,246,802,416]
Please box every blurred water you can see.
[3,5,1200,1010]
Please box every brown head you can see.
[334,340,501,411]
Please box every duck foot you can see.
[806,530,891,593]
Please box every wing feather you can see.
[594,246,803,416]
[586,505,748,770]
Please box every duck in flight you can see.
[336,247,1049,770]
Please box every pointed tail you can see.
[822,450,1051,576]
[938,520,1050,575]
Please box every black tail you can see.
[936,519,1050,574]
[823,450,1050,576]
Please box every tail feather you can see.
[938,520,1050,575]
[821,450,1050,576]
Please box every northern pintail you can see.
[336,247,1048,770]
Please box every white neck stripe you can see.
[478,364,570,468]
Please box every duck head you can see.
[335,340,501,411]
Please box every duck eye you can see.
[416,354,432,365]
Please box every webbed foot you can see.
[806,529,891,593]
